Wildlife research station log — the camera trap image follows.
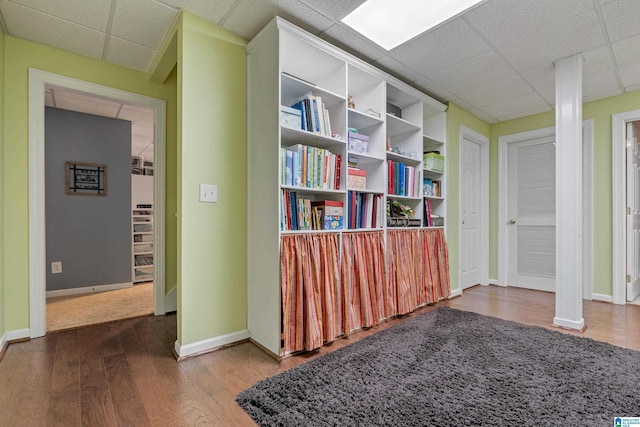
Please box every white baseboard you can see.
[0,332,6,353]
[552,316,585,331]
[6,328,30,341]
[174,329,250,359]
[164,287,177,313]
[449,288,462,298]
[488,278,500,285]
[46,282,132,298]
[592,293,613,303]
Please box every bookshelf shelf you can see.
[247,16,447,357]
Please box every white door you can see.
[626,122,640,301]
[507,135,556,292]
[460,137,481,289]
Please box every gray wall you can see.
[45,107,132,291]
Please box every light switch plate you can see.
[199,184,217,203]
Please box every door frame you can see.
[28,68,167,338]
[459,126,489,289]
[612,110,640,304]
[498,121,593,297]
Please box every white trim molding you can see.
[582,120,594,301]
[174,330,251,359]
[612,110,640,305]
[6,329,30,341]
[28,68,168,338]
[0,333,6,353]
[488,279,500,286]
[592,293,613,303]
[46,282,132,298]
[448,288,463,299]
[459,126,490,288]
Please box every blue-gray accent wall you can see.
[45,107,132,291]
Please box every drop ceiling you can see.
[2,0,640,123]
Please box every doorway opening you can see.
[29,69,167,338]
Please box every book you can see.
[285,150,293,186]
[290,100,307,131]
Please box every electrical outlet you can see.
[51,261,62,274]
[199,183,218,203]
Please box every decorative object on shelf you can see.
[365,109,380,118]
[424,152,445,172]
[348,131,369,153]
[388,199,414,218]
[280,105,302,129]
[347,167,367,189]
[66,161,107,196]
[348,95,355,109]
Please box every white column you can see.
[553,54,585,330]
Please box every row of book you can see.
[347,192,385,229]
[424,198,443,227]
[281,145,342,190]
[281,191,344,231]
[423,178,442,197]
[290,92,333,137]
[387,161,420,197]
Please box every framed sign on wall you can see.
[66,161,107,196]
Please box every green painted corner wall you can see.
[0,29,5,338]
[2,35,177,331]
[445,103,491,291]
[176,12,248,346]
[488,90,640,297]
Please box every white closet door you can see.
[627,122,640,301]
[460,136,481,289]
[507,136,556,292]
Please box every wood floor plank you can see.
[46,331,81,426]
[103,352,152,426]
[77,327,118,427]
[2,287,640,426]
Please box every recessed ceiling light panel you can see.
[342,0,484,50]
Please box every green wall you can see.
[2,36,177,331]
[0,29,5,339]
[488,90,640,297]
[445,103,491,293]
[176,12,248,346]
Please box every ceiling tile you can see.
[411,77,453,101]
[299,0,365,20]
[498,10,606,72]
[583,88,622,103]
[157,0,236,25]
[54,93,120,117]
[10,0,112,31]
[105,36,155,71]
[464,0,594,47]
[618,64,640,87]
[601,0,640,42]
[118,106,154,125]
[521,65,555,90]
[441,95,477,112]
[133,123,154,138]
[482,92,551,122]
[457,75,533,107]
[320,24,386,62]
[611,34,640,68]
[390,18,491,76]
[372,56,422,82]
[429,51,514,94]
[538,87,555,105]
[111,0,178,49]
[223,0,333,40]
[467,108,498,124]
[1,2,104,59]
[626,84,640,93]
[583,71,620,97]
[582,46,615,77]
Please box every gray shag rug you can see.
[237,307,640,426]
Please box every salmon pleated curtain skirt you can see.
[280,229,450,353]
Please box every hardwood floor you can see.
[1,285,639,426]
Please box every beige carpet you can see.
[47,282,154,332]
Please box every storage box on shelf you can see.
[247,17,447,358]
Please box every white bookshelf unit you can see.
[247,17,447,357]
[132,206,153,283]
